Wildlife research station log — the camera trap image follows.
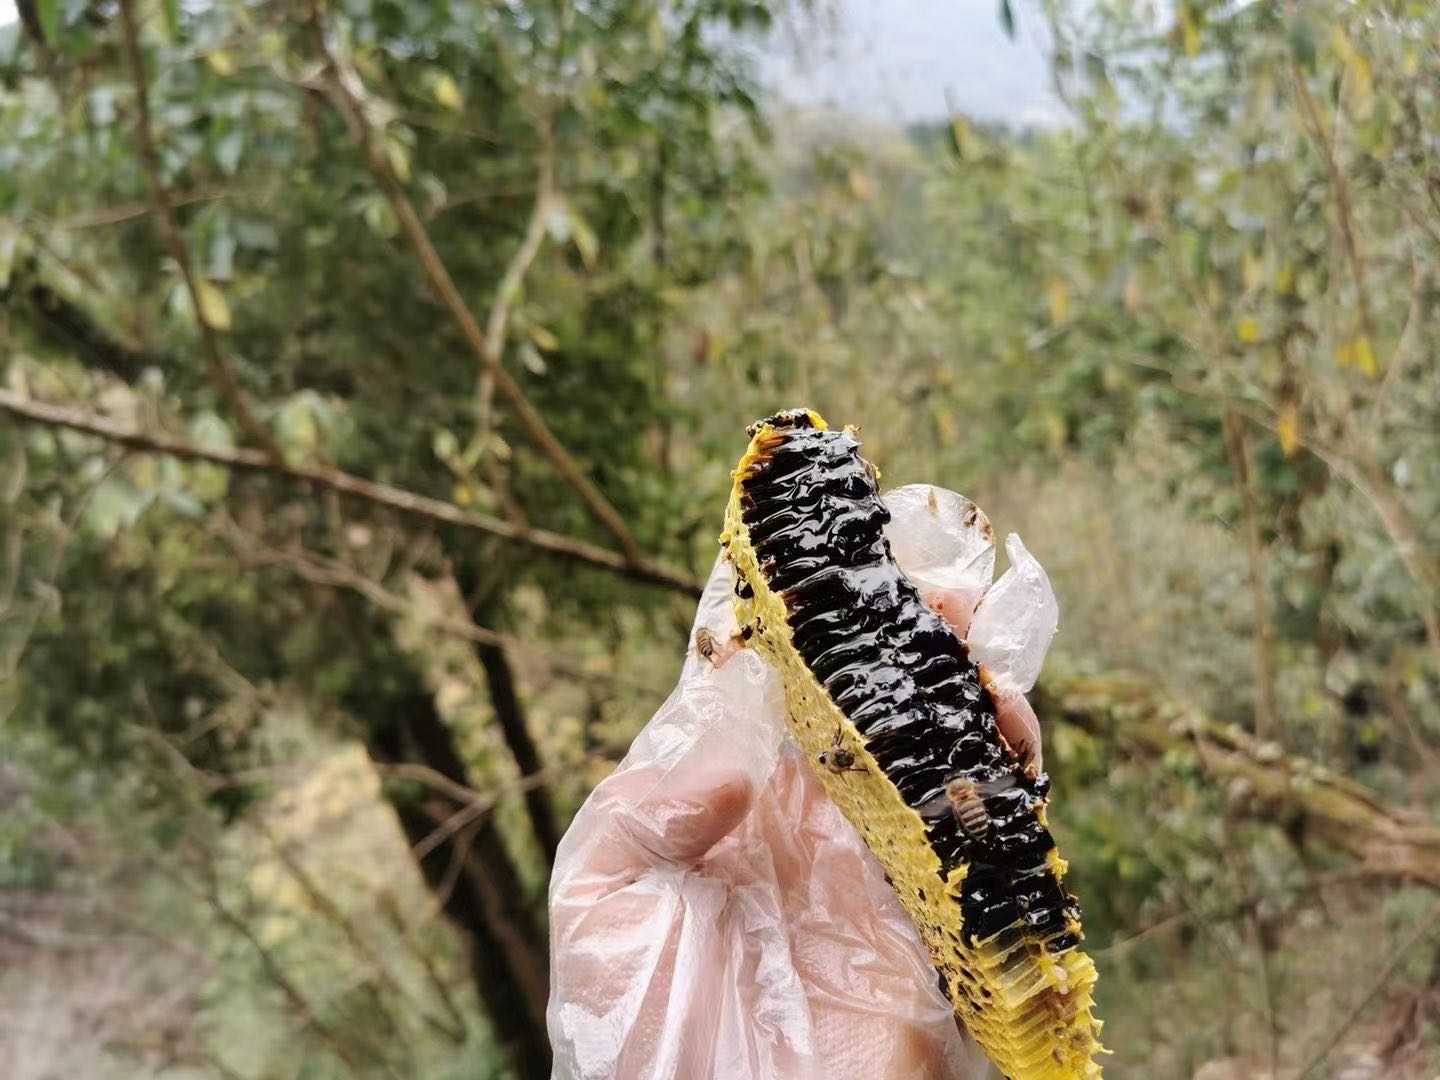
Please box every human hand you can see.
[546,486,1058,1080]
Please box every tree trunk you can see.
[347,666,552,1078]
[456,564,562,866]
[476,640,562,864]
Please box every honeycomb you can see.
[719,410,1104,1079]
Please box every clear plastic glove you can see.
[884,486,1057,771]
[547,487,1057,1079]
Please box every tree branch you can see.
[480,139,554,448]
[0,389,704,596]
[117,0,281,460]
[1295,898,1440,1078]
[1292,61,1377,359]
[1221,407,1278,739]
[223,535,671,693]
[303,6,644,564]
[1039,674,1440,887]
[1120,354,1440,667]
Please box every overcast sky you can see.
[0,0,1060,126]
[763,0,1062,126]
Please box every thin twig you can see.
[57,187,237,230]
[1295,900,1440,1078]
[479,140,554,445]
[160,862,383,1076]
[1370,232,1424,425]
[392,740,627,862]
[116,0,281,460]
[1119,355,1440,666]
[0,389,703,595]
[303,5,643,563]
[1292,61,1377,361]
[260,825,465,1045]
[223,537,687,696]
[1221,407,1278,739]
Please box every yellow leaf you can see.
[1346,53,1374,120]
[453,483,473,507]
[933,408,958,443]
[1354,335,1378,377]
[433,72,463,111]
[527,325,559,351]
[194,279,232,332]
[1181,12,1200,57]
[1277,402,1299,456]
[1335,339,1354,368]
[1275,263,1295,295]
[951,114,971,159]
[386,137,411,184]
[1242,250,1262,292]
[206,50,236,77]
[847,165,874,202]
[1236,316,1261,344]
[1329,25,1352,62]
[1047,279,1070,325]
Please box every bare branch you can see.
[1292,62,1377,360]
[480,141,554,444]
[1294,899,1440,1078]
[57,187,237,231]
[218,538,671,698]
[116,0,281,460]
[303,6,644,563]
[1041,675,1440,887]
[1221,407,1278,739]
[0,389,704,596]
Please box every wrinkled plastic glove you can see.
[548,486,1058,1079]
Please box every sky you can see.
[762,0,1063,127]
[0,0,1061,127]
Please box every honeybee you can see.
[920,773,1017,841]
[818,726,864,775]
[695,626,744,667]
[696,627,720,664]
[945,778,992,840]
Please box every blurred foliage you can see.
[2,0,1439,1077]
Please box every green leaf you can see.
[37,0,61,42]
[385,136,412,184]
[527,325,559,351]
[518,342,548,376]
[1289,13,1317,73]
[0,222,18,289]
[570,211,600,271]
[998,0,1015,40]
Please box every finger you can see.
[991,686,1044,773]
[582,762,757,878]
[547,651,782,1079]
[553,639,784,888]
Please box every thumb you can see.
[563,646,785,880]
[593,762,757,872]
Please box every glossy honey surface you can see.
[721,410,1104,1078]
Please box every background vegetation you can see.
[2,0,1438,1076]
